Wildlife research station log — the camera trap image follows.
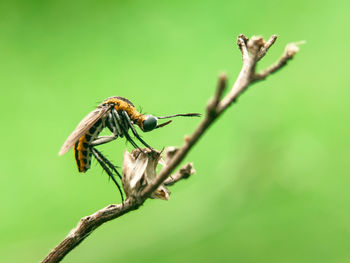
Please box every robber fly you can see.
[59,96,200,200]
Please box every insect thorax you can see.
[101,96,144,126]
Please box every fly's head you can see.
[141,115,158,132]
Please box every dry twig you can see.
[42,34,301,263]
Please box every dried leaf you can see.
[122,149,170,200]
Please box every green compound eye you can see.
[142,115,158,132]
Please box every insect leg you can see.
[90,112,121,147]
[91,147,124,201]
[92,147,122,180]
[108,111,123,138]
[90,136,118,146]
[111,108,142,150]
[121,110,153,149]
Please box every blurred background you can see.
[0,0,349,262]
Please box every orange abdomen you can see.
[74,118,105,172]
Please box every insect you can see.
[59,96,200,200]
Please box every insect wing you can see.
[58,105,111,156]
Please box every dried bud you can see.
[184,135,191,144]
[285,41,305,57]
[163,146,179,164]
[122,148,170,200]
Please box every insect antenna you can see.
[157,113,201,119]
[155,113,201,129]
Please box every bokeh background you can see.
[1,0,349,262]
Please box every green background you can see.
[1,0,349,262]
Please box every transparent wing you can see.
[58,105,111,156]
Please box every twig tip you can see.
[218,72,227,82]
[285,40,305,57]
